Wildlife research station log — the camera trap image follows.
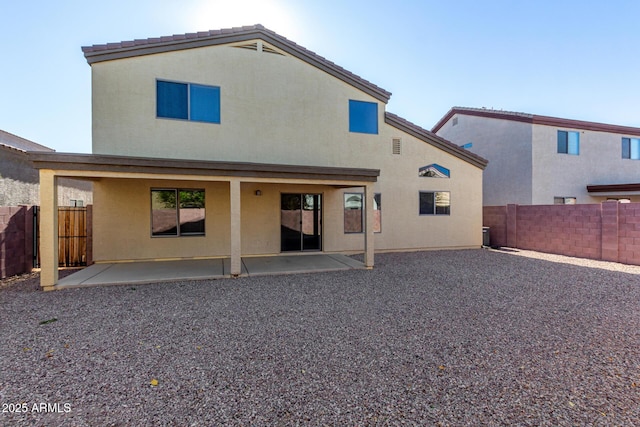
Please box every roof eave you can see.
[82,26,392,103]
[27,152,380,183]
[386,113,488,170]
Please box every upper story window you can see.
[349,100,378,134]
[557,130,579,155]
[622,137,640,159]
[157,80,220,124]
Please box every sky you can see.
[2,0,640,153]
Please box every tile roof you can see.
[432,106,640,137]
[385,112,488,170]
[0,129,54,153]
[82,24,392,103]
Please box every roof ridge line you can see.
[81,24,391,103]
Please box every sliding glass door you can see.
[281,193,322,252]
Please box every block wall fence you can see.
[0,205,94,279]
[0,206,35,279]
[483,201,640,266]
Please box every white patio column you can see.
[229,178,242,276]
[364,183,375,269]
[40,170,58,290]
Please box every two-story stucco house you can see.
[30,25,487,289]
[433,107,640,206]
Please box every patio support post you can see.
[229,178,242,276]
[364,183,374,269]
[40,170,58,290]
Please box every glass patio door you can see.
[280,193,322,252]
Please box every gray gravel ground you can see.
[1,249,639,426]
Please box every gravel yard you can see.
[1,249,639,426]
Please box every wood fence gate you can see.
[58,207,87,267]
[34,207,88,268]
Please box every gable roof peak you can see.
[385,112,488,170]
[81,24,391,103]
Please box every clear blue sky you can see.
[2,0,640,153]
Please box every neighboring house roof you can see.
[385,112,488,170]
[432,106,640,137]
[0,129,54,153]
[82,24,392,103]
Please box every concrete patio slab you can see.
[55,254,365,289]
[239,253,363,276]
[57,259,225,289]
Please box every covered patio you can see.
[30,152,379,291]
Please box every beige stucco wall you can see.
[436,114,533,206]
[92,171,482,263]
[91,41,384,169]
[88,40,484,261]
[532,125,640,204]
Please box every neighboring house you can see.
[0,129,92,206]
[31,25,487,289]
[432,107,640,206]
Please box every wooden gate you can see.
[57,207,87,267]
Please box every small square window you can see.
[557,130,579,155]
[554,197,576,205]
[349,100,378,134]
[152,189,205,237]
[419,191,450,215]
[622,137,640,159]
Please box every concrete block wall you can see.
[515,204,601,260]
[482,206,507,247]
[484,202,640,266]
[618,202,640,264]
[0,206,34,278]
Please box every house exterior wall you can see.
[435,114,532,206]
[1,148,39,206]
[531,124,640,204]
[1,147,93,206]
[91,42,382,169]
[91,151,482,263]
[85,39,484,263]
